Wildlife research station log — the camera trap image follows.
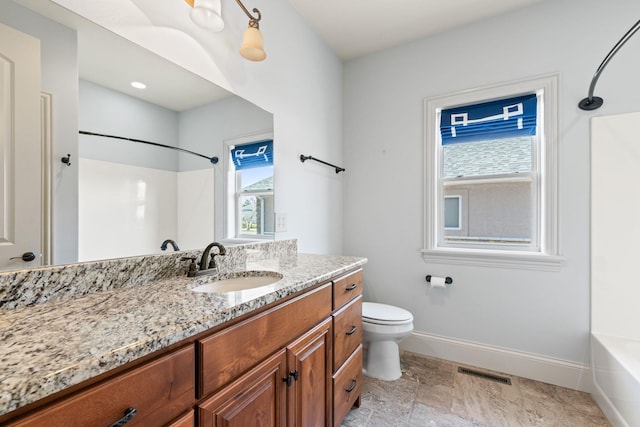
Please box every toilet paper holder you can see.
[425,275,453,285]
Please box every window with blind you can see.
[228,138,274,239]
[423,75,562,270]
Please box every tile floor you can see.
[341,351,610,427]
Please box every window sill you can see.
[420,248,565,271]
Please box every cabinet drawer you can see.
[332,295,362,372]
[7,345,195,427]
[198,283,332,398]
[332,345,362,427]
[332,270,362,309]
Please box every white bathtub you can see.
[591,334,640,427]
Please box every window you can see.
[423,75,562,270]
[444,196,461,230]
[225,135,274,239]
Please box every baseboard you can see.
[400,331,593,393]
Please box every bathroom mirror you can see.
[2,0,274,266]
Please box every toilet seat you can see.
[362,302,413,326]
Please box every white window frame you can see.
[422,74,564,271]
[223,131,274,241]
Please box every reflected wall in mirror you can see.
[1,0,274,267]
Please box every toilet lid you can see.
[362,302,413,325]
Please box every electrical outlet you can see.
[275,212,287,232]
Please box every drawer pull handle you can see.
[346,325,358,336]
[345,379,357,393]
[107,407,137,427]
[345,283,358,291]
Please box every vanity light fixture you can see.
[184,0,266,62]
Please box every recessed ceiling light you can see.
[131,81,146,89]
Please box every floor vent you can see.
[457,367,512,385]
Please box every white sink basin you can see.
[191,271,283,293]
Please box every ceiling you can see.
[287,0,548,60]
[14,0,549,110]
[16,0,232,112]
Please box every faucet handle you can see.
[181,256,198,277]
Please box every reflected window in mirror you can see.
[227,137,274,239]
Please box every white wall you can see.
[343,0,640,376]
[53,0,345,255]
[591,112,640,341]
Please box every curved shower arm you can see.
[579,18,640,110]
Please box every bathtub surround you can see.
[591,112,640,427]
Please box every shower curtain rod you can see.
[578,18,640,110]
[79,131,219,164]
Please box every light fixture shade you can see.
[240,27,266,61]
[190,0,224,32]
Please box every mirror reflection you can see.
[2,0,274,267]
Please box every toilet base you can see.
[362,341,402,381]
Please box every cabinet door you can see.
[286,318,332,427]
[198,349,286,427]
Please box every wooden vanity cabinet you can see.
[3,268,364,427]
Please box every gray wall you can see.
[343,0,640,367]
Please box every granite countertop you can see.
[0,252,366,417]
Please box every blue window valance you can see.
[440,94,537,145]
[231,140,273,170]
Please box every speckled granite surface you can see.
[0,240,366,417]
[0,239,297,310]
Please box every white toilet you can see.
[361,302,414,381]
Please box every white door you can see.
[0,23,42,270]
